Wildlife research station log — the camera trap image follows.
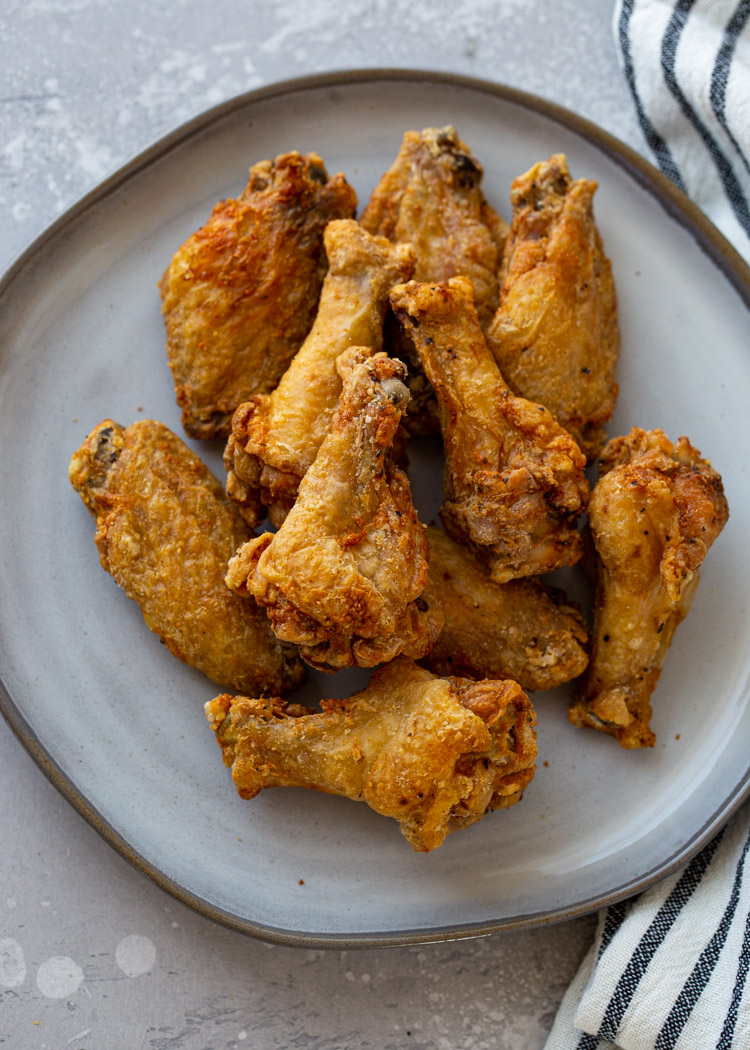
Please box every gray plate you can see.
[1,70,749,949]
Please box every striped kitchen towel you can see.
[543,800,750,1049]
[615,0,750,260]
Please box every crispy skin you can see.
[486,154,619,461]
[225,219,415,526]
[225,350,443,671]
[206,658,537,853]
[361,125,505,327]
[159,151,357,440]
[391,277,589,583]
[423,527,588,691]
[68,419,305,696]
[569,428,728,748]
[361,125,507,433]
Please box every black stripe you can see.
[596,827,726,1043]
[575,1034,601,1050]
[598,900,630,961]
[571,907,631,1050]
[617,0,686,189]
[709,0,750,180]
[655,824,750,1048]
[717,877,750,1049]
[572,903,631,1049]
[662,0,750,239]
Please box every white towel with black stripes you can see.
[614,0,750,258]
[542,4,750,1048]
[544,801,750,1049]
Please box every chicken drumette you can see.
[569,428,728,748]
[160,151,357,439]
[391,277,589,583]
[68,419,305,696]
[225,350,442,671]
[224,219,414,526]
[486,154,619,461]
[206,658,537,853]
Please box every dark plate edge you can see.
[1,67,749,949]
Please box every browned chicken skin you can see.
[206,658,537,853]
[423,527,589,691]
[361,125,508,433]
[486,154,619,461]
[159,151,357,439]
[224,219,414,526]
[390,276,589,583]
[68,419,305,696]
[569,428,728,748]
[361,125,506,327]
[225,350,443,671]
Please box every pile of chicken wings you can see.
[69,127,728,852]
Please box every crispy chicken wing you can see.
[159,151,357,440]
[225,350,442,670]
[423,527,589,691]
[206,658,537,853]
[224,219,415,526]
[486,154,619,461]
[361,125,507,433]
[391,277,588,583]
[69,419,304,696]
[569,428,728,748]
[361,125,505,327]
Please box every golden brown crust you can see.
[224,219,415,526]
[205,658,537,852]
[486,154,620,461]
[226,350,442,670]
[159,151,357,440]
[422,527,589,691]
[68,419,305,695]
[361,125,507,434]
[361,125,504,327]
[390,276,589,583]
[569,428,729,748]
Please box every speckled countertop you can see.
[0,2,645,1048]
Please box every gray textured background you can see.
[1,2,644,1047]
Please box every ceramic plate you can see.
[2,71,749,948]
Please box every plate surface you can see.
[1,70,749,948]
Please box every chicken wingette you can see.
[486,154,619,461]
[160,151,357,439]
[69,419,304,696]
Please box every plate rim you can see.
[2,67,749,949]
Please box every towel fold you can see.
[615,0,750,257]
[544,4,750,1047]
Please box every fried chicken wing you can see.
[159,151,357,440]
[569,428,728,748]
[486,154,619,461]
[224,219,415,526]
[390,277,588,583]
[69,419,305,696]
[206,658,537,853]
[361,125,505,326]
[423,527,588,691]
[361,125,507,433]
[225,350,442,671]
